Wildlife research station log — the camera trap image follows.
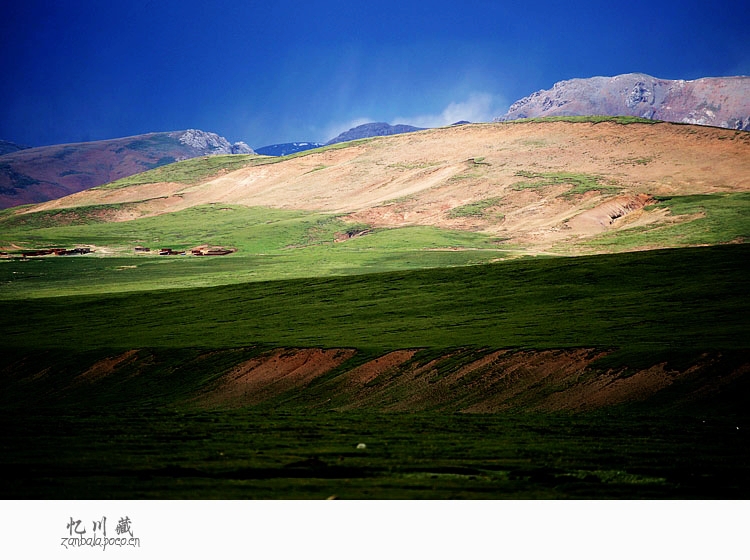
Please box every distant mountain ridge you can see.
[495,73,750,130]
[254,142,325,156]
[254,123,427,157]
[258,122,469,157]
[325,122,425,145]
[0,129,253,209]
[0,140,31,156]
[3,73,748,209]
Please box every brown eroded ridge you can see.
[198,348,357,407]
[14,347,744,414]
[186,348,750,413]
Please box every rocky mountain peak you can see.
[496,73,750,130]
[230,141,254,154]
[175,130,254,155]
[178,129,231,153]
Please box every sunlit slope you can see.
[14,119,749,254]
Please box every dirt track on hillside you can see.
[24,121,750,253]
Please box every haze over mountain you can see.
[254,142,325,156]
[496,73,750,130]
[325,122,425,145]
[256,123,430,156]
[0,130,253,209]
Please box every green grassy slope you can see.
[585,193,750,250]
[0,206,509,297]
[2,190,748,299]
[2,244,746,353]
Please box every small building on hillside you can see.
[203,248,234,256]
[189,246,235,256]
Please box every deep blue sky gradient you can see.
[1,0,748,148]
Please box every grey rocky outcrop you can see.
[177,129,255,154]
[496,73,750,130]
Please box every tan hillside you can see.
[24,121,750,252]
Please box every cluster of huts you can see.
[5,245,235,258]
[20,247,92,257]
[134,246,234,256]
[192,248,234,256]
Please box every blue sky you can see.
[1,0,748,149]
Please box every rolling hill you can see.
[10,118,748,259]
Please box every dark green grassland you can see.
[2,245,747,352]
[1,244,748,499]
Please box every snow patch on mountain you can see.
[177,130,254,155]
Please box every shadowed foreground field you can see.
[2,410,748,499]
[1,244,748,498]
